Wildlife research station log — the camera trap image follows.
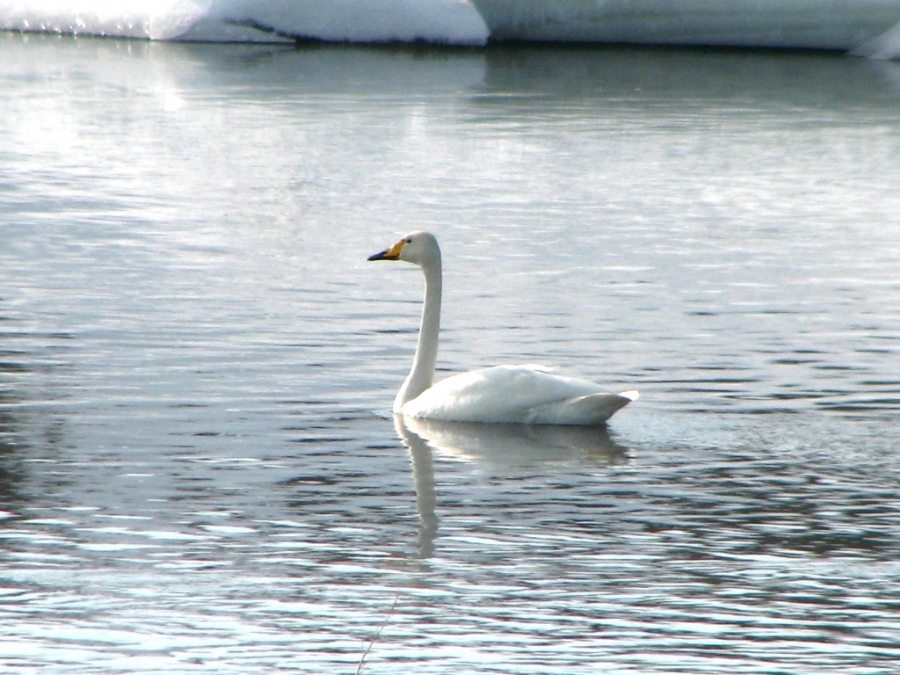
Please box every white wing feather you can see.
[400,365,637,425]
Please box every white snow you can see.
[1,0,900,56]
[0,0,490,44]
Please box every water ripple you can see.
[2,36,900,674]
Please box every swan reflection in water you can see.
[392,415,631,558]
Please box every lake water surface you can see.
[1,34,900,673]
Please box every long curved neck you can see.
[394,255,442,411]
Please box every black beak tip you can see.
[369,249,398,261]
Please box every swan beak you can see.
[368,239,405,261]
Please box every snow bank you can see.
[2,0,900,56]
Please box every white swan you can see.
[368,231,637,425]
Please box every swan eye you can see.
[404,238,412,244]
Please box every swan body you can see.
[403,364,637,425]
[368,231,636,425]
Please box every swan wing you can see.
[400,365,636,425]
[523,391,637,425]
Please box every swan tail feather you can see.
[525,391,636,426]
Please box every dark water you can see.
[1,34,899,673]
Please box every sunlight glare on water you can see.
[1,33,900,673]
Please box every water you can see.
[2,33,900,673]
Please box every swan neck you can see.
[395,256,442,410]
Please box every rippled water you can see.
[1,33,900,673]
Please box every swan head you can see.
[368,231,441,267]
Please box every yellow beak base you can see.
[367,239,405,261]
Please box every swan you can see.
[368,231,637,425]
